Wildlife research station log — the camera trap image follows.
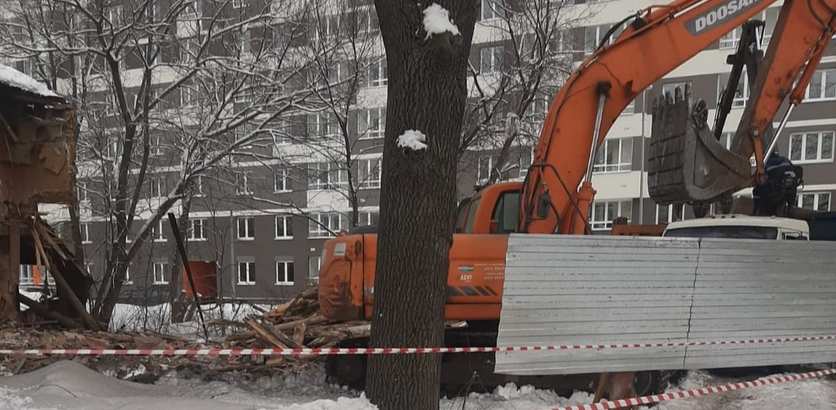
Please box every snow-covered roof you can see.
[0,63,58,98]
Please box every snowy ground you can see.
[1,361,835,410]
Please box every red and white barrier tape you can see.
[555,368,836,410]
[1,333,835,357]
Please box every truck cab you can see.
[662,214,810,240]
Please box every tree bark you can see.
[367,2,478,409]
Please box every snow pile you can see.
[441,383,594,409]
[422,4,460,40]
[0,361,377,410]
[110,302,271,336]
[397,129,428,151]
[0,64,57,97]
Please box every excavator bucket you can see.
[647,87,751,205]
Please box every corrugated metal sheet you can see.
[495,234,836,375]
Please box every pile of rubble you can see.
[2,286,370,382]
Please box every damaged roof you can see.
[0,63,58,98]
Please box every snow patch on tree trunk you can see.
[422,4,461,40]
[396,130,428,151]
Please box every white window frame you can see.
[656,203,687,224]
[718,68,750,109]
[308,255,321,282]
[275,259,294,286]
[477,155,494,184]
[19,265,34,285]
[77,181,89,202]
[309,212,342,238]
[358,107,385,139]
[194,175,204,197]
[153,262,168,285]
[719,8,778,49]
[307,112,339,139]
[188,218,207,241]
[150,134,163,156]
[81,222,92,244]
[662,81,693,104]
[584,24,615,55]
[358,158,382,189]
[237,258,256,285]
[798,192,831,212]
[275,215,293,239]
[788,131,834,164]
[150,175,166,198]
[367,58,387,87]
[593,137,633,173]
[232,0,246,9]
[590,200,632,231]
[480,0,503,20]
[237,217,255,240]
[153,219,167,242]
[358,211,378,227]
[308,162,347,190]
[274,168,290,192]
[805,69,836,101]
[180,85,197,106]
[235,171,252,195]
[480,45,503,74]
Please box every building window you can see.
[308,256,321,282]
[153,219,167,242]
[307,112,339,139]
[275,260,295,285]
[367,58,387,87]
[180,86,197,106]
[480,0,504,20]
[718,69,749,108]
[480,45,503,74]
[359,211,378,227]
[150,134,163,156]
[194,175,204,196]
[519,146,534,178]
[719,8,779,49]
[584,24,614,54]
[237,258,256,285]
[275,215,293,239]
[153,262,168,285]
[593,138,633,173]
[19,265,34,285]
[77,182,89,202]
[358,107,385,139]
[657,203,687,224]
[232,0,246,8]
[309,212,342,237]
[188,218,207,241]
[358,158,382,189]
[271,127,290,145]
[237,217,255,240]
[789,131,834,163]
[805,69,836,101]
[235,171,252,195]
[590,200,632,230]
[798,192,831,211]
[81,222,92,243]
[477,155,495,183]
[308,162,347,190]
[150,175,166,197]
[525,97,548,123]
[274,168,290,192]
[662,81,692,104]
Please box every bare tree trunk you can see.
[367,2,478,409]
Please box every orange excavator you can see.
[319,0,836,396]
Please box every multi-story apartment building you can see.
[462,0,835,233]
[7,0,835,305]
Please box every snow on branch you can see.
[397,129,428,151]
[422,4,461,40]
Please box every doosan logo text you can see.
[691,0,761,34]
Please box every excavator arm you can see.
[522,0,836,234]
